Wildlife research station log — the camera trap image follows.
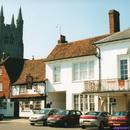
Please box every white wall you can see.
[46,55,98,109]
[99,40,130,79]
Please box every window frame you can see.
[72,60,94,81]
[53,65,61,83]
[118,55,129,80]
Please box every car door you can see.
[68,110,77,125]
[75,110,82,125]
[101,112,109,126]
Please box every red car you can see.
[47,109,82,127]
[108,111,130,129]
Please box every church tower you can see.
[0,6,24,59]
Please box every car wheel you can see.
[30,123,35,126]
[81,125,86,129]
[64,121,68,128]
[99,122,104,130]
[43,120,47,126]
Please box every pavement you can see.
[0,118,29,123]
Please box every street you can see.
[0,118,110,130]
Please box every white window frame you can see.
[19,85,27,94]
[72,61,94,81]
[89,95,95,111]
[53,65,61,83]
[33,101,41,110]
[21,101,30,111]
[73,94,95,112]
[118,55,129,80]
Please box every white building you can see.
[45,34,109,113]
[45,9,130,114]
[94,28,130,114]
[11,59,47,117]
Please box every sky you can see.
[0,0,130,59]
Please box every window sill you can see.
[53,82,61,85]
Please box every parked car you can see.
[79,111,110,130]
[108,111,130,129]
[47,109,82,127]
[0,113,4,120]
[29,108,58,126]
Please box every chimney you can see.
[58,35,67,44]
[109,9,120,34]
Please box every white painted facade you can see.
[46,55,99,113]
[11,82,46,117]
[46,29,130,114]
[96,35,130,113]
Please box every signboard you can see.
[84,81,99,92]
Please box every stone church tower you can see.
[0,6,24,59]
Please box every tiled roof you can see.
[46,34,110,61]
[13,59,46,85]
[95,28,130,44]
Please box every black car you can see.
[0,113,4,120]
[47,109,82,127]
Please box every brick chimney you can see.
[109,9,120,34]
[58,35,67,44]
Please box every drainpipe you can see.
[94,46,101,91]
[44,81,47,108]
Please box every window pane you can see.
[120,59,128,80]
[53,66,61,82]
[21,101,30,111]
[80,95,83,111]
[89,61,94,79]
[89,95,95,111]
[73,64,79,80]
[84,95,88,111]
[74,95,79,110]
[80,62,87,80]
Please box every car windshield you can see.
[112,112,128,116]
[35,109,50,114]
[85,112,100,116]
[56,110,69,116]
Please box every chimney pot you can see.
[109,9,120,34]
[58,35,67,44]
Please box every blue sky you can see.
[0,0,130,59]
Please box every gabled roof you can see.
[46,34,110,61]
[0,57,24,83]
[13,59,46,85]
[95,28,130,44]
